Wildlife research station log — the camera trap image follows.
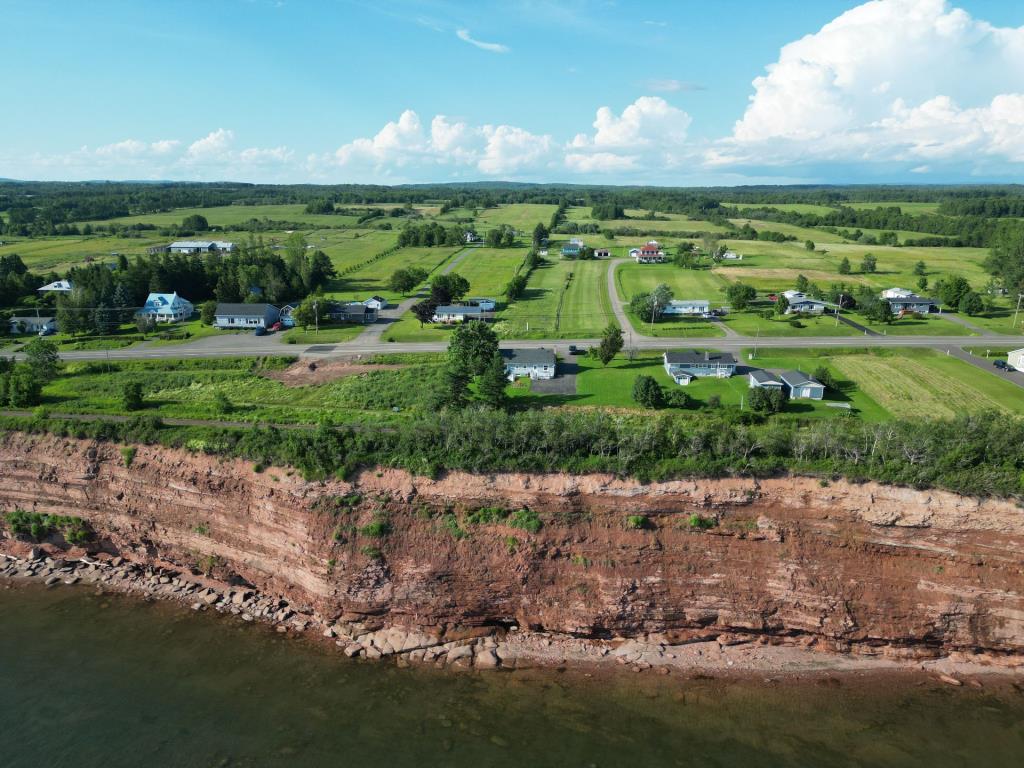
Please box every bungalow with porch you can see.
[779,370,825,400]
[326,302,377,324]
[213,303,280,329]
[8,316,56,335]
[663,350,737,385]
[884,294,936,314]
[433,305,487,324]
[748,369,784,390]
[138,292,194,323]
[502,348,556,380]
[662,299,711,317]
[783,290,832,315]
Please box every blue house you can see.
[779,370,826,400]
[561,238,584,257]
[138,292,194,323]
[663,350,737,385]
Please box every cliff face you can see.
[2,433,1024,656]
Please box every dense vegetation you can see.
[3,408,1021,499]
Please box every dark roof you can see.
[502,348,556,367]
[749,369,783,385]
[214,303,277,317]
[10,315,54,323]
[779,370,823,388]
[886,295,935,304]
[664,350,737,366]
[339,303,369,315]
[435,304,484,315]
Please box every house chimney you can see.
[705,351,710,361]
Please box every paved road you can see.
[943,346,1024,389]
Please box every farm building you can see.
[363,296,388,311]
[662,299,711,317]
[37,279,73,293]
[137,292,194,323]
[213,303,280,329]
[881,287,915,299]
[885,294,936,314]
[594,248,611,258]
[748,369,784,390]
[783,290,832,315]
[433,305,487,324]
[502,348,556,381]
[1008,349,1024,371]
[663,350,737,385]
[466,298,497,311]
[8,316,56,335]
[633,240,665,263]
[167,240,235,255]
[721,250,742,260]
[779,370,825,400]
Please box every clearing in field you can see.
[476,204,558,233]
[830,352,1024,420]
[497,259,612,339]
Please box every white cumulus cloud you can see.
[713,0,1024,173]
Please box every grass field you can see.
[844,202,942,215]
[615,263,729,305]
[497,259,612,339]
[82,204,362,229]
[0,234,168,272]
[830,351,1024,419]
[476,204,557,233]
[325,245,461,302]
[449,247,526,297]
[282,325,366,344]
[720,202,838,216]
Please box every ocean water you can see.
[1,584,1022,768]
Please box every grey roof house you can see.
[502,348,556,380]
[779,370,825,400]
[663,350,737,385]
[9,316,56,335]
[885,294,937,314]
[213,303,280,329]
[748,369,784,390]
[326,302,377,324]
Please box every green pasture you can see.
[497,258,612,339]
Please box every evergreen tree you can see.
[596,323,624,365]
[478,352,510,410]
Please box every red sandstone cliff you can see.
[2,433,1023,657]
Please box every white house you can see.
[363,296,388,311]
[38,279,73,294]
[1008,348,1024,372]
[662,299,711,317]
[633,240,665,263]
[138,292,194,323]
[721,250,743,261]
[213,303,280,329]
[782,290,833,315]
[502,348,556,380]
[663,350,737,385]
[779,370,826,400]
[168,240,235,254]
[8,316,56,335]
[433,305,487,324]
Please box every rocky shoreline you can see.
[4,543,1022,685]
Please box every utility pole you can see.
[1013,293,1024,329]
[313,299,319,336]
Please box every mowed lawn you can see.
[476,204,558,233]
[450,247,527,297]
[326,245,461,302]
[315,229,400,274]
[616,263,729,305]
[498,259,612,339]
[830,351,1024,420]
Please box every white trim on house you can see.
[1008,348,1024,372]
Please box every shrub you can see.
[360,545,383,559]
[359,516,391,538]
[4,510,91,544]
[122,381,144,411]
[632,375,665,408]
[508,508,542,534]
[465,506,510,525]
[687,514,716,530]
[213,391,234,414]
[120,446,136,467]
[625,514,649,530]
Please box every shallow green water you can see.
[1,585,1023,768]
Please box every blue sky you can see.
[2,0,1023,185]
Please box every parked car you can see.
[268,322,282,332]
[253,326,267,337]
[567,344,581,355]
[993,359,1008,370]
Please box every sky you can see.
[2,0,1024,186]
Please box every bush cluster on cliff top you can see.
[2,408,1023,500]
